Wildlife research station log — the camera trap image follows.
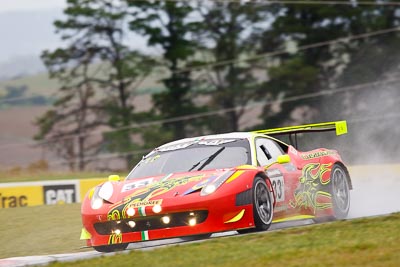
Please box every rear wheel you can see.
[331,164,351,219]
[238,177,273,234]
[314,164,350,223]
[93,243,128,253]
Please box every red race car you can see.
[80,121,352,252]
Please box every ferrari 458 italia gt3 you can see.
[80,121,352,252]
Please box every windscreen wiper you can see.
[188,146,226,172]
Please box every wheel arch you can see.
[255,171,276,206]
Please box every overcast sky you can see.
[0,0,150,78]
[0,0,68,63]
[0,0,66,13]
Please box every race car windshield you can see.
[126,139,251,180]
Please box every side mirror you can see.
[264,155,291,170]
[277,155,290,164]
[108,174,121,182]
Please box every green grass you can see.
[48,213,400,267]
[0,203,90,259]
[1,202,399,267]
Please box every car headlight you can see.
[200,170,235,196]
[202,184,217,195]
[90,182,114,210]
[98,181,114,201]
[91,187,104,209]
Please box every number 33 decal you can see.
[270,176,285,202]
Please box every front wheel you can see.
[238,177,273,233]
[93,243,128,253]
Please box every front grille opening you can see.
[94,210,208,235]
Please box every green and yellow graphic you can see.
[290,163,333,213]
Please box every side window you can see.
[256,138,284,166]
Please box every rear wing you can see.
[253,121,347,136]
[253,120,347,148]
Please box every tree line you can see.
[35,0,400,171]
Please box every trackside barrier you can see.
[0,178,106,209]
[348,164,400,177]
[0,164,399,209]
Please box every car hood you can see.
[103,169,232,204]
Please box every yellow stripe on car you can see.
[224,209,246,223]
[272,215,315,223]
[225,171,245,184]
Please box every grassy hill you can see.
[0,63,166,103]
[0,65,162,169]
[0,72,59,98]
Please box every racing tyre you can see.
[238,177,273,233]
[93,243,128,253]
[331,164,351,219]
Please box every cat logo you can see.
[43,184,77,205]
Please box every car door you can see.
[254,137,300,219]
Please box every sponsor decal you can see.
[158,142,193,152]
[158,138,238,152]
[301,151,337,160]
[108,232,122,244]
[267,169,285,202]
[198,139,237,146]
[108,174,205,220]
[43,184,77,205]
[290,163,333,213]
[129,199,162,208]
[270,176,285,202]
[108,209,121,221]
[122,178,154,192]
[0,193,27,208]
[0,186,43,208]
